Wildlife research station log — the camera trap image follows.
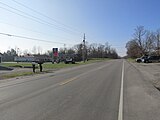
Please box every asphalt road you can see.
[0,60,160,120]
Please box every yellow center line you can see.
[59,77,78,86]
[58,63,111,86]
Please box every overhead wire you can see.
[0,32,73,46]
[12,0,83,35]
[0,1,94,47]
[0,1,113,46]
[0,21,72,41]
[0,6,54,29]
[0,2,82,44]
[0,1,81,36]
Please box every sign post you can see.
[52,48,58,63]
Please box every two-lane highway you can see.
[0,60,122,120]
[0,60,160,120]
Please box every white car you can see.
[136,56,148,63]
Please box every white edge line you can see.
[118,60,124,120]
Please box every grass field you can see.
[127,58,136,62]
[1,58,110,69]
[0,58,110,80]
[1,72,34,79]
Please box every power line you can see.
[12,0,82,34]
[0,32,73,45]
[0,2,80,36]
[0,6,52,28]
[0,2,77,35]
[0,1,107,45]
[0,21,73,41]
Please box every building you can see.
[14,54,52,63]
[0,53,2,63]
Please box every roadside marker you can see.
[118,60,124,120]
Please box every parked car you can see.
[64,57,75,64]
[136,56,148,63]
[144,56,160,63]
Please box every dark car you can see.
[64,57,75,64]
[144,56,160,63]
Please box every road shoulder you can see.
[124,61,160,120]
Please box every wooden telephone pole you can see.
[83,33,86,63]
[158,34,160,56]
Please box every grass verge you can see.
[43,59,110,69]
[127,58,136,62]
[1,72,34,79]
[0,58,110,79]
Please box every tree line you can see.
[49,42,119,60]
[126,26,160,58]
[0,49,17,62]
[0,42,119,62]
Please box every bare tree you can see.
[155,29,160,55]
[66,48,75,54]
[126,26,160,58]
[126,39,141,58]
[133,26,147,55]
[32,46,37,54]
[37,46,43,54]
[23,49,30,55]
[59,48,65,54]
[144,31,155,54]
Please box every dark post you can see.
[39,63,43,72]
[32,62,36,73]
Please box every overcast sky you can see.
[0,0,160,56]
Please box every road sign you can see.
[53,48,58,57]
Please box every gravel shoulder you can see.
[129,62,160,89]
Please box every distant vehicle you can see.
[136,56,148,63]
[59,53,81,64]
[64,56,75,64]
[52,59,60,64]
[144,56,160,63]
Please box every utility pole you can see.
[83,33,86,63]
[17,48,19,56]
[158,33,160,56]
[64,44,66,61]
[64,44,66,54]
